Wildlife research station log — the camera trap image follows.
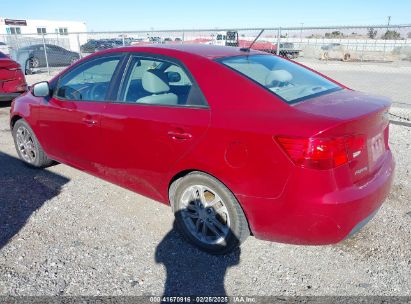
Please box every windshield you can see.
[218,55,341,104]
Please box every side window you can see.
[120,56,206,107]
[164,65,191,86]
[55,55,121,101]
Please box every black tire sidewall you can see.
[173,173,244,254]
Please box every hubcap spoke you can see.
[186,204,197,211]
[195,218,202,232]
[205,221,223,239]
[210,217,227,234]
[185,211,199,219]
[201,221,207,237]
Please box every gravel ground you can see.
[0,65,410,296]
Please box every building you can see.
[0,17,87,52]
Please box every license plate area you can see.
[368,132,385,167]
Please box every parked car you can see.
[17,44,80,69]
[10,45,394,254]
[81,39,125,53]
[321,43,351,61]
[0,51,27,102]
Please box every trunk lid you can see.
[295,89,391,183]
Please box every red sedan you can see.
[0,51,27,102]
[10,45,394,254]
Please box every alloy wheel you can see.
[16,126,37,163]
[180,185,231,245]
[30,57,39,68]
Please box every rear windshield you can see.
[218,55,341,104]
[0,52,7,58]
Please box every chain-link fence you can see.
[1,24,410,105]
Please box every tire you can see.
[12,119,53,168]
[170,172,249,255]
[25,60,33,75]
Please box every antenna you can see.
[240,29,265,52]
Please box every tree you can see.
[367,28,378,39]
[382,30,401,40]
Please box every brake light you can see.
[276,135,365,170]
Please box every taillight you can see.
[276,135,365,170]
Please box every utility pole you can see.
[300,22,304,45]
[383,16,391,61]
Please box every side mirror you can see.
[32,81,50,97]
[166,71,181,83]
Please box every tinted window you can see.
[0,52,7,58]
[119,56,206,107]
[56,55,121,101]
[218,55,341,104]
[47,45,65,52]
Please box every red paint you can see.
[10,45,394,245]
[0,52,27,101]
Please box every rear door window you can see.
[118,56,207,107]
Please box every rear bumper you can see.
[238,151,395,245]
[0,92,22,101]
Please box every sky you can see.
[2,0,410,31]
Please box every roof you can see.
[115,44,263,59]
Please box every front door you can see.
[35,53,124,171]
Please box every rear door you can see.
[35,53,124,170]
[99,55,210,200]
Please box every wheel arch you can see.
[167,168,253,235]
[10,114,23,130]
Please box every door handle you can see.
[82,117,98,126]
[168,131,192,140]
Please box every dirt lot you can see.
[298,59,411,108]
[0,66,410,296]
